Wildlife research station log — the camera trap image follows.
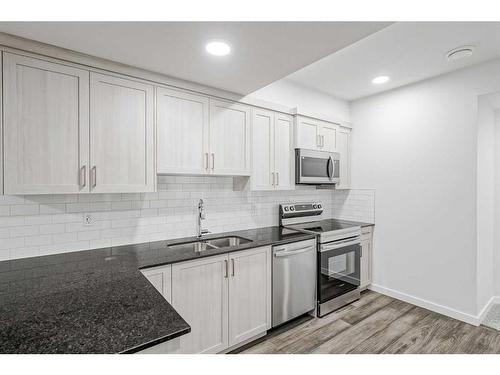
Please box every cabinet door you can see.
[3,53,89,194]
[171,255,229,354]
[141,264,172,303]
[228,246,271,347]
[336,127,351,189]
[320,122,338,152]
[209,99,251,175]
[90,72,155,193]
[251,109,275,190]
[360,228,373,289]
[295,116,319,150]
[274,113,294,190]
[156,88,209,174]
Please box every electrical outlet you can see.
[83,213,93,226]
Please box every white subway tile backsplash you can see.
[52,232,78,244]
[0,177,374,261]
[0,237,25,250]
[25,235,52,247]
[11,204,39,216]
[9,225,39,237]
[39,224,66,235]
[332,189,375,223]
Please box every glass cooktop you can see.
[287,219,361,234]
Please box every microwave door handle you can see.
[327,156,334,179]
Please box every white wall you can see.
[350,58,500,319]
[477,96,496,312]
[494,111,500,297]
[247,79,350,122]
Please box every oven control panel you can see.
[280,202,323,219]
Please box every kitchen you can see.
[1,3,500,372]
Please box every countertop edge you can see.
[120,325,192,354]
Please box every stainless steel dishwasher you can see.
[272,238,317,327]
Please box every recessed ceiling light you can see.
[372,75,389,85]
[205,41,231,56]
[446,45,475,61]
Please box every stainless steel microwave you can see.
[295,149,340,185]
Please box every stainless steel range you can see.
[279,202,362,317]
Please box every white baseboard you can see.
[369,284,481,326]
[478,296,500,323]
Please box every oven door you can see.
[296,149,340,184]
[318,237,361,305]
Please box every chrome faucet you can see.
[197,199,210,238]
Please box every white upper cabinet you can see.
[319,121,338,153]
[251,109,275,190]
[3,53,89,194]
[89,72,155,193]
[209,99,251,176]
[295,116,319,150]
[156,88,209,174]
[336,126,351,189]
[295,115,339,152]
[274,113,294,190]
[251,109,293,191]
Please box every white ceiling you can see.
[286,22,500,101]
[0,22,390,95]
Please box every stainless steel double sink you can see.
[167,236,253,252]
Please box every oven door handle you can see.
[274,246,314,257]
[320,238,361,252]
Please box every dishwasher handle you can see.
[274,246,314,257]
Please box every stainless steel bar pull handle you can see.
[224,259,228,278]
[211,153,215,171]
[276,172,279,186]
[231,259,235,277]
[205,153,209,171]
[80,165,86,188]
[274,247,312,257]
[272,172,275,186]
[92,166,97,188]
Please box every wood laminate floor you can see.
[234,291,500,354]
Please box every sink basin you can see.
[167,241,217,252]
[206,236,252,248]
[167,236,253,253]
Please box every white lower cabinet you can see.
[167,246,271,354]
[171,254,229,354]
[360,226,374,289]
[228,247,271,346]
[141,264,172,303]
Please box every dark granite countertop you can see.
[0,226,314,354]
